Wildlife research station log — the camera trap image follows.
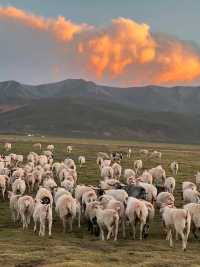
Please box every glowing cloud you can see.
[0,6,200,86]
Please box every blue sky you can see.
[0,0,199,45]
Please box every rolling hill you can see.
[0,79,200,143]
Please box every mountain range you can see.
[0,79,200,143]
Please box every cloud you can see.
[0,6,200,86]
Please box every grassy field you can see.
[0,135,200,267]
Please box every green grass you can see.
[0,136,200,267]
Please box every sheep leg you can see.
[107,226,113,240]
[180,231,186,251]
[168,230,173,248]
[122,218,126,238]
[131,222,136,240]
[114,219,119,241]
[62,217,66,233]
[48,219,52,237]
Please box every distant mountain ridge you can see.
[1,79,200,113]
[0,79,200,143]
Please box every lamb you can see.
[160,205,191,250]
[112,163,122,180]
[134,160,143,175]
[170,161,179,175]
[164,177,176,194]
[183,188,200,204]
[100,194,126,238]
[18,195,34,229]
[33,201,52,237]
[156,192,175,209]
[85,201,100,235]
[95,206,119,241]
[125,197,149,240]
[55,194,77,232]
[184,203,200,239]
[12,178,26,195]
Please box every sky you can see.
[0,0,200,86]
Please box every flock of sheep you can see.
[1,142,200,251]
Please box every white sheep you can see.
[134,160,143,175]
[164,177,176,194]
[184,203,200,239]
[78,156,86,167]
[8,191,21,222]
[126,197,148,240]
[33,201,52,237]
[4,143,12,151]
[55,194,77,232]
[0,175,9,199]
[138,182,157,204]
[160,205,191,250]
[35,187,53,207]
[104,189,128,206]
[170,161,179,175]
[183,189,200,204]
[46,144,54,151]
[67,145,73,153]
[64,158,76,171]
[124,169,135,181]
[43,178,57,192]
[112,163,122,180]
[12,178,26,195]
[182,181,197,192]
[156,192,175,209]
[127,148,132,158]
[140,170,153,184]
[101,166,114,180]
[95,206,119,241]
[18,195,34,229]
[100,195,126,238]
[149,165,166,186]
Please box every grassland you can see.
[0,135,200,267]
